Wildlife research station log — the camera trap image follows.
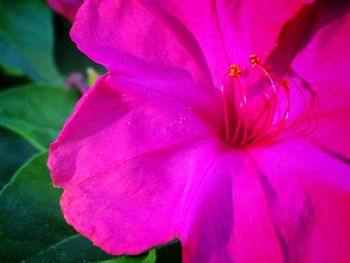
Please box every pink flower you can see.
[48,0,350,262]
[47,0,83,21]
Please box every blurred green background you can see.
[0,0,181,262]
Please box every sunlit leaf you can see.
[0,84,79,151]
[0,0,62,84]
[0,153,112,262]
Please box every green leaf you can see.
[0,127,37,188]
[24,235,113,263]
[0,0,62,84]
[99,250,156,263]
[0,84,79,151]
[0,153,112,262]
[0,153,74,262]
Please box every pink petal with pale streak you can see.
[48,76,350,262]
[49,72,220,188]
[180,152,285,263]
[291,2,350,159]
[106,59,223,128]
[47,0,83,21]
[59,136,225,255]
[71,0,312,87]
[70,0,212,86]
[180,139,350,263]
[208,0,313,82]
[48,74,228,254]
[251,139,350,263]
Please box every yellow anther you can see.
[228,64,242,78]
[249,54,260,67]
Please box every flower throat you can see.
[220,54,319,148]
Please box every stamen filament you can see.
[239,94,248,146]
[221,84,230,142]
[219,54,319,148]
[246,63,279,145]
[231,79,246,145]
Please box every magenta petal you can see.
[178,152,237,263]
[180,152,286,263]
[149,0,314,86]
[48,74,226,254]
[47,0,83,21]
[59,137,224,255]
[49,73,219,187]
[71,0,312,87]
[211,0,313,70]
[71,0,212,85]
[107,68,223,128]
[292,3,350,159]
[49,1,350,261]
[251,140,350,263]
[48,73,350,261]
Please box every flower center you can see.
[220,54,319,148]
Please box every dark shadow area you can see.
[266,0,350,76]
[0,67,31,90]
[53,15,105,77]
[156,240,182,263]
